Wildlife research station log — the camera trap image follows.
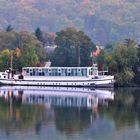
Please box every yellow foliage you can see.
[15,48,21,58]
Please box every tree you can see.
[0,31,17,50]
[51,27,96,67]
[133,47,140,84]
[104,43,114,53]
[0,30,47,70]
[124,38,136,48]
[43,32,56,46]
[96,50,105,70]
[35,27,44,44]
[0,49,11,70]
[18,44,39,67]
[16,31,47,67]
[105,41,137,86]
[6,25,14,32]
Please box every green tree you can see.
[133,47,140,84]
[35,27,44,44]
[0,49,11,70]
[51,27,96,67]
[16,31,46,61]
[19,44,39,67]
[105,41,137,86]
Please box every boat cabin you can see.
[22,67,98,77]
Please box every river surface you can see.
[0,86,139,140]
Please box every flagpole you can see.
[78,46,80,67]
[10,50,14,78]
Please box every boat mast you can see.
[78,46,80,67]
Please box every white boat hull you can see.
[0,76,114,88]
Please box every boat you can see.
[0,86,114,108]
[0,64,114,87]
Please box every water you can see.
[0,86,139,140]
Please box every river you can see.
[0,86,139,140]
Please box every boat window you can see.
[58,73,61,76]
[29,69,33,72]
[81,68,87,76]
[62,72,65,76]
[26,69,29,73]
[71,69,74,76]
[32,69,35,76]
[42,69,45,74]
[68,69,71,72]
[51,69,54,76]
[77,71,82,76]
[42,72,45,76]
[89,69,91,75]
[54,69,57,76]
[68,73,71,76]
[45,69,48,73]
[62,69,65,73]
[73,68,77,76]
[65,69,67,76]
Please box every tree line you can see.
[0,27,140,86]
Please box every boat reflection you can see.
[0,86,114,109]
[0,86,116,138]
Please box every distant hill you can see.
[0,0,140,45]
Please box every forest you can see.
[0,0,140,45]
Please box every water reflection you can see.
[0,86,114,137]
[2,86,140,140]
[0,86,114,108]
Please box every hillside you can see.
[0,0,140,45]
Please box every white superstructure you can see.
[0,64,114,87]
